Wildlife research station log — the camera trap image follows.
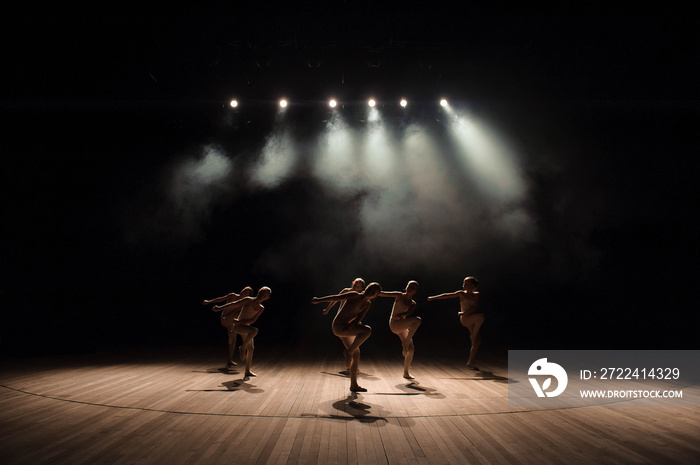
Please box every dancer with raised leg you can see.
[214,286,271,377]
[378,280,422,379]
[203,286,254,370]
[312,282,381,392]
[427,277,484,370]
[321,278,365,374]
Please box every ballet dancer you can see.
[322,278,366,373]
[312,282,381,392]
[427,276,484,369]
[214,286,271,377]
[203,286,254,369]
[378,280,422,379]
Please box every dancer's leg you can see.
[339,336,355,372]
[227,329,237,367]
[461,314,485,368]
[349,348,365,392]
[236,325,258,376]
[343,325,372,356]
[334,324,372,392]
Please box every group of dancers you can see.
[202,277,484,392]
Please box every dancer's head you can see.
[463,276,479,291]
[364,282,382,298]
[405,280,419,294]
[351,278,365,292]
[256,286,272,301]
[240,286,254,297]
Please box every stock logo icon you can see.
[528,358,568,397]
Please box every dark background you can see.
[2,4,697,359]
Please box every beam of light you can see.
[229,99,238,108]
[313,112,361,192]
[184,146,232,184]
[446,109,526,202]
[361,108,397,187]
[368,98,376,107]
[279,98,288,108]
[356,123,477,274]
[329,99,337,108]
[400,99,408,108]
[367,107,380,122]
[250,128,297,189]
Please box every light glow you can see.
[279,99,288,108]
[368,99,376,107]
[329,99,337,108]
[229,99,238,108]
[400,99,408,108]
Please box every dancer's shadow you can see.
[321,370,379,381]
[186,377,264,393]
[326,393,387,424]
[192,367,240,375]
[221,378,265,393]
[444,370,511,384]
[396,381,446,399]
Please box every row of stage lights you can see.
[229,98,450,109]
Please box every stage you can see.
[1,348,698,464]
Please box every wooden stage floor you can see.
[1,347,698,464]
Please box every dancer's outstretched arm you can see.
[427,291,463,302]
[322,288,351,315]
[312,291,360,304]
[204,292,241,307]
[214,295,251,312]
[378,291,402,298]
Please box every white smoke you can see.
[249,128,297,189]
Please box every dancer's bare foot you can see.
[467,363,479,370]
[339,369,350,376]
[245,371,256,377]
[350,385,367,392]
[403,373,415,380]
[227,361,238,367]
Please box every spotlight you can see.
[400,99,408,108]
[229,99,238,108]
[368,98,376,107]
[440,99,448,107]
[329,99,337,108]
[279,99,288,108]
